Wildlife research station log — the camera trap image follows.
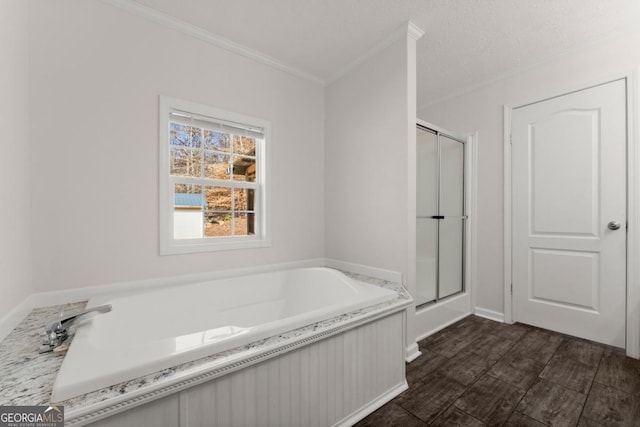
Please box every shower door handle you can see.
[429,215,468,220]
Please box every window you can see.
[159,96,270,254]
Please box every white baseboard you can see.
[474,307,505,323]
[337,380,408,427]
[324,258,403,283]
[415,312,471,342]
[405,343,421,362]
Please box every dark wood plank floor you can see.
[355,315,640,427]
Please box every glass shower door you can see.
[416,126,465,305]
[438,135,465,299]
[416,128,438,305]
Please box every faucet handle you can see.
[47,304,112,334]
[39,304,111,354]
[39,328,68,353]
[41,330,52,345]
[57,305,64,325]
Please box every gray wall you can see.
[25,0,325,295]
[0,0,32,317]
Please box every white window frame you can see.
[159,95,271,255]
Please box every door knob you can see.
[608,221,622,230]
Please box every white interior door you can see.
[511,79,627,347]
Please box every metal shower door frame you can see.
[416,123,467,305]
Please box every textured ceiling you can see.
[131,0,640,107]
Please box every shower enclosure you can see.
[416,124,466,306]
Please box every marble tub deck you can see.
[0,301,88,406]
[0,272,411,421]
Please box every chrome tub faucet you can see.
[39,304,112,353]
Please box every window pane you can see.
[234,213,252,236]
[171,147,202,177]
[204,213,232,237]
[231,156,256,181]
[204,152,230,180]
[205,186,231,211]
[204,186,232,237]
[234,188,251,211]
[204,130,230,152]
[170,123,202,148]
[233,135,256,156]
[174,184,202,197]
[244,189,256,236]
[173,185,203,240]
[245,212,256,235]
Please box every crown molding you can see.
[100,0,325,85]
[326,20,424,85]
[407,21,425,41]
[99,1,425,89]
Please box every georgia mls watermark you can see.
[0,406,64,427]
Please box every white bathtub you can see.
[51,267,397,402]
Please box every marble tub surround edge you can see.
[0,301,88,406]
[0,271,412,424]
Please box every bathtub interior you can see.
[51,268,399,402]
[86,268,392,345]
